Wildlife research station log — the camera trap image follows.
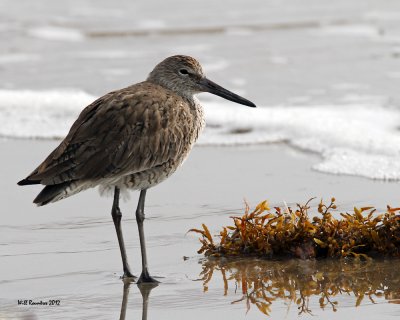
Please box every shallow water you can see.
[2,257,400,320]
[196,258,400,318]
[1,140,400,319]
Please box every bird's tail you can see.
[33,182,71,206]
[33,181,90,206]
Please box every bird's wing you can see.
[24,83,194,185]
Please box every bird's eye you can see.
[179,69,189,75]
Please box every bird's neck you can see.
[146,76,197,107]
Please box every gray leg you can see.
[111,187,135,279]
[136,189,159,284]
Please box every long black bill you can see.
[200,78,256,108]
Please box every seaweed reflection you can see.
[199,258,400,316]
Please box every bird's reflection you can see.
[199,258,400,316]
[119,280,158,320]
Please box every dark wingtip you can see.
[17,179,40,186]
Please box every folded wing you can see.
[18,82,190,187]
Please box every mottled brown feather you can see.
[18,55,255,205]
[26,82,199,186]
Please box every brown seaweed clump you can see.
[190,198,400,259]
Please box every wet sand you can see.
[1,139,400,319]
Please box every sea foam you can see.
[28,27,85,42]
[1,89,399,180]
[0,89,94,139]
[201,102,400,180]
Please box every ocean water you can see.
[1,0,400,180]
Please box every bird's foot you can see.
[137,271,160,285]
[120,270,137,281]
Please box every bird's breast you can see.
[103,97,205,192]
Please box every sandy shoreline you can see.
[1,139,400,319]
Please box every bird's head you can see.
[147,55,256,108]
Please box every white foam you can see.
[0,54,40,64]
[136,20,166,29]
[199,101,400,180]
[315,150,400,180]
[318,24,381,38]
[75,50,131,59]
[28,26,85,42]
[0,89,95,139]
[365,11,400,21]
[1,89,400,180]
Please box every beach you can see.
[1,0,400,318]
[1,140,400,319]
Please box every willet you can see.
[18,55,256,283]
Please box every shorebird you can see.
[18,55,256,283]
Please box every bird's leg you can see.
[111,186,136,279]
[136,189,159,284]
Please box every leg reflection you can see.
[119,280,131,320]
[138,282,158,320]
[119,280,159,320]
